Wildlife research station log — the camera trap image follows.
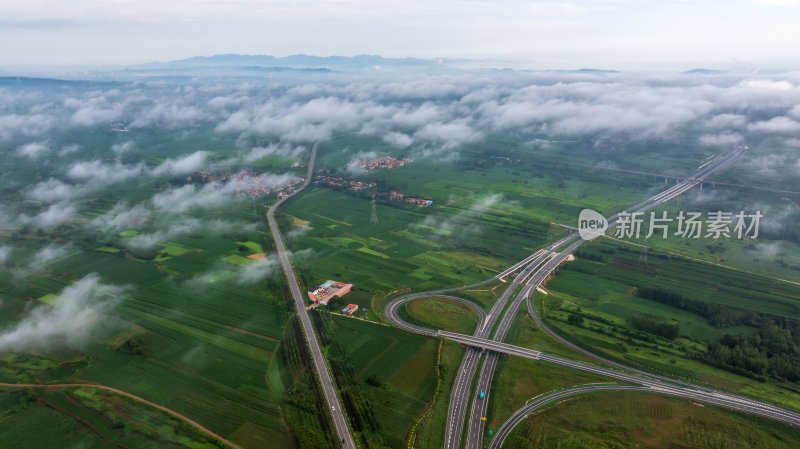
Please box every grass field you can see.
[488,358,608,431]
[0,202,300,448]
[401,297,481,334]
[534,239,800,409]
[410,341,466,449]
[322,314,440,448]
[0,386,254,449]
[503,392,800,449]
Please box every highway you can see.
[465,242,581,449]
[443,249,555,449]
[267,143,357,449]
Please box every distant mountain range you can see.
[682,68,726,75]
[124,54,630,77]
[131,54,451,73]
[5,54,744,80]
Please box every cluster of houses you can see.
[193,170,299,198]
[354,156,412,171]
[316,175,376,192]
[387,191,433,207]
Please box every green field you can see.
[0,197,301,448]
[533,239,800,409]
[401,297,481,334]
[0,386,253,449]
[319,314,440,448]
[503,392,800,449]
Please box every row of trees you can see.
[704,322,800,382]
[637,287,752,328]
[637,287,800,383]
[628,313,680,339]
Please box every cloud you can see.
[130,102,206,128]
[698,131,744,147]
[16,141,50,159]
[738,79,794,91]
[344,151,378,176]
[216,96,369,142]
[88,202,151,233]
[0,114,54,141]
[236,256,279,284]
[27,243,71,272]
[58,143,82,157]
[67,95,127,126]
[414,121,481,149]
[0,245,11,267]
[242,144,306,163]
[744,154,789,176]
[0,274,125,352]
[751,242,783,261]
[32,202,77,227]
[150,172,298,214]
[149,183,229,214]
[111,140,135,155]
[748,116,800,134]
[789,104,800,120]
[391,102,446,127]
[704,113,748,130]
[421,193,502,237]
[383,131,413,148]
[27,178,83,202]
[123,218,254,250]
[286,225,310,240]
[152,151,208,176]
[67,159,143,185]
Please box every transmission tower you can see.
[370,195,378,225]
[638,241,648,265]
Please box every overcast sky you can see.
[1,0,799,69]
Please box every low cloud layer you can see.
[421,193,503,238]
[0,274,125,352]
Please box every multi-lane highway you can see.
[464,241,580,449]
[383,144,800,448]
[441,249,555,449]
[267,143,357,449]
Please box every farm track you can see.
[0,382,243,449]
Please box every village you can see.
[353,155,412,171]
[314,155,434,207]
[192,169,301,199]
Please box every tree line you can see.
[637,286,800,383]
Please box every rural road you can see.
[267,142,357,449]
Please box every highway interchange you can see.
[271,143,800,448]
[385,143,800,447]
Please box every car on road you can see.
[479,391,485,399]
